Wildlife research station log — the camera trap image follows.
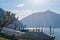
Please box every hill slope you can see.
[0,8,24,29]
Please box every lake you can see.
[53,28,60,40]
[44,28,60,40]
[25,27,60,40]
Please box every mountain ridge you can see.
[22,10,60,28]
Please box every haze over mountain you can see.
[22,10,60,28]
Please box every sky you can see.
[0,0,60,20]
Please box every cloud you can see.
[22,10,32,15]
[11,10,32,15]
[17,3,24,7]
[11,10,20,14]
[11,10,32,20]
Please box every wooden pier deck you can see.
[17,32,55,40]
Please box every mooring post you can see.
[39,27,40,32]
[33,26,34,32]
[50,25,52,36]
[41,26,43,32]
[36,27,37,32]
[52,26,55,37]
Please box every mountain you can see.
[0,8,5,13]
[22,10,60,28]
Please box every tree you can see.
[0,11,16,27]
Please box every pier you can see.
[0,26,55,40]
[17,26,55,40]
[18,32,55,40]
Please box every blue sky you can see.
[0,0,60,20]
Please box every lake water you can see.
[53,28,60,40]
[44,28,60,40]
[25,27,60,40]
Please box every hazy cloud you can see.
[11,10,32,20]
[17,3,24,7]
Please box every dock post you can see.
[50,25,52,36]
[39,27,40,32]
[33,26,34,32]
[52,26,55,37]
[36,27,37,32]
[41,26,43,32]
